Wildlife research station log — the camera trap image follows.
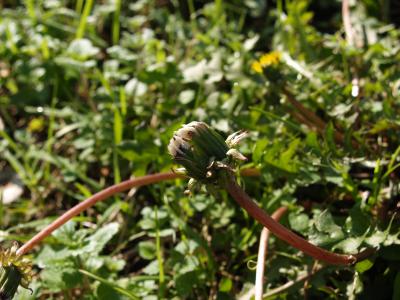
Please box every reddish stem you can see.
[17,172,181,256]
[16,168,260,256]
[255,206,288,300]
[282,87,346,144]
[225,178,369,265]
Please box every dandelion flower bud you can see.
[168,122,228,181]
[168,122,247,183]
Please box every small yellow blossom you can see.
[251,51,281,74]
[259,51,281,67]
[251,61,263,73]
[28,117,45,133]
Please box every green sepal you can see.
[0,265,22,300]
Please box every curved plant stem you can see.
[224,176,373,265]
[255,206,287,300]
[17,172,181,256]
[16,168,261,256]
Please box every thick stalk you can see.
[224,177,372,265]
[17,172,181,256]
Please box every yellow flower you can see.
[259,51,281,67]
[251,61,263,73]
[251,51,281,74]
[28,117,45,133]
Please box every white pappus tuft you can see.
[168,135,191,157]
[168,122,209,157]
[225,130,249,148]
[226,149,247,161]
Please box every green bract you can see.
[0,265,23,300]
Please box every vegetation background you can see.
[1,0,400,299]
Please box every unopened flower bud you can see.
[168,122,249,185]
[168,122,229,181]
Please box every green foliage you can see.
[1,0,400,298]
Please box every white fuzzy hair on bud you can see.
[168,122,210,158]
[168,135,190,157]
[226,130,249,148]
[226,149,247,161]
[176,125,196,141]
[185,121,207,128]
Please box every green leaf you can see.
[79,269,139,300]
[143,260,159,275]
[288,212,309,233]
[52,221,87,246]
[117,140,158,163]
[348,206,370,235]
[138,241,157,260]
[280,138,300,166]
[97,283,123,300]
[40,259,82,292]
[309,210,345,246]
[113,108,123,145]
[125,78,147,97]
[218,277,232,292]
[175,271,199,297]
[80,223,119,254]
[315,210,343,236]
[252,138,268,163]
[334,237,364,254]
[364,231,386,248]
[179,90,195,104]
[67,39,99,60]
[355,259,374,274]
[324,122,337,153]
